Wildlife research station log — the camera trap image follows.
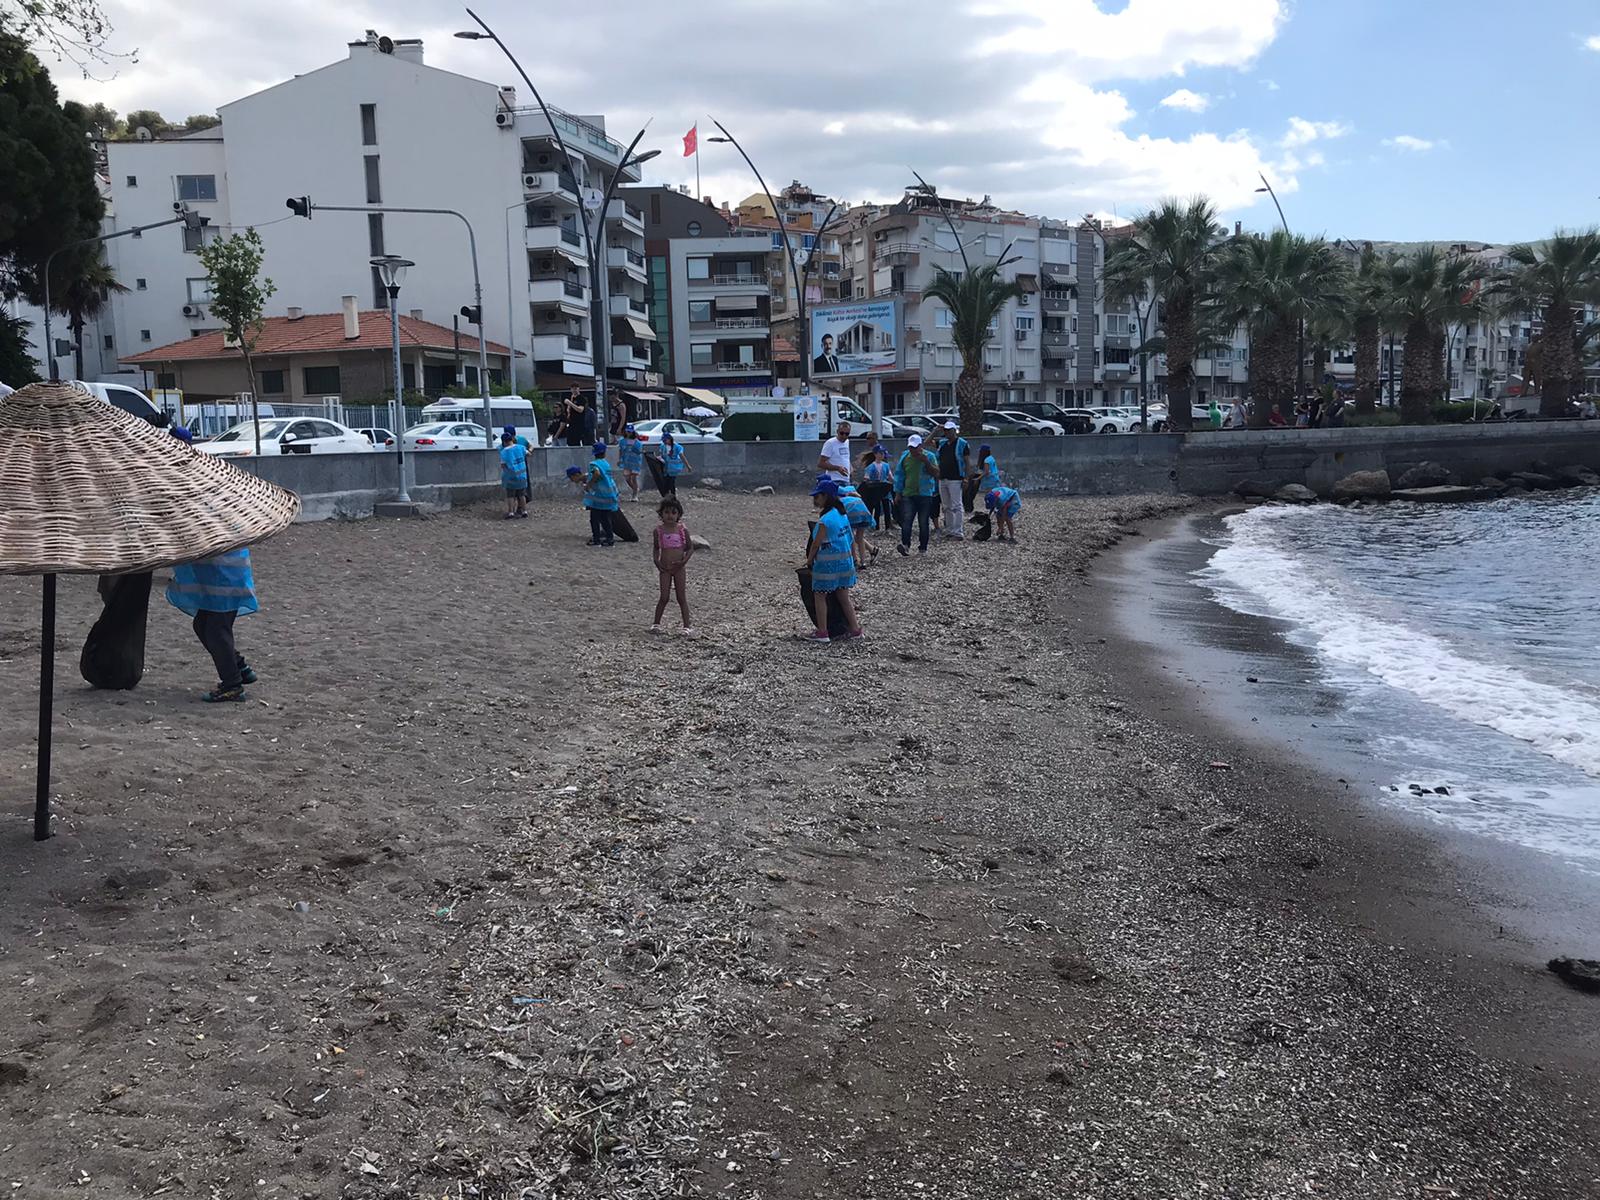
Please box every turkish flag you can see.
[682,125,697,157]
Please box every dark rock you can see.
[1331,469,1391,501]
[1395,461,1451,489]
[1477,476,1508,493]
[1231,478,1282,499]
[0,1062,28,1090]
[697,477,724,490]
[1530,459,1556,476]
[1548,957,1600,994]
[1273,483,1318,503]
[1510,472,1559,491]
[1392,485,1483,503]
[1555,464,1600,487]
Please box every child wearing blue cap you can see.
[834,478,877,569]
[859,444,896,531]
[803,478,863,644]
[579,442,620,546]
[499,431,529,519]
[655,430,691,496]
[505,424,533,503]
[985,485,1022,543]
[617,424,644,501]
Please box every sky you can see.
[46,0,1600,244]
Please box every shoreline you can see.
[1087,505,1600,1086]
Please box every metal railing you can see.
[689,271,769,286]
[711,359,771,372]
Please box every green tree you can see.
[1103,197,1225,431]
[1490,230,1600,417]
[182,113,219,131]
[77,99,119,137]
[121,107,169,137]
[54,247,124,378]
[1216,231,1348,428]
[0,33,104,304]
[197,228,275,453]
[0,0,123,67]
[922,262,1023,435]
[0,309,40,384]
[1347,245,1393,416]
[1387,248,1484,423]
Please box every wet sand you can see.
[1,491,1597,1199]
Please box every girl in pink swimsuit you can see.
[651,497,697,636]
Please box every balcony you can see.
[1042,327,1073,345]
[1103,360,1132,376]
[532,332,592,367]
[607,246,647,281]
[608,293,647,318]
[689,316,771,338]
[529,277,588,313]
[875,240,920,267]
[610,344,650,369]
[522,170,579,204]
[605,200,645,235]
[527,222,585,255]
[688,270,769,289]
[707,359,771,374]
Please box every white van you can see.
[421,397,540,445]
[72,380,167,426]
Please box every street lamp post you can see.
[371,255,416,503]
[455,12,656,428]
[1256,173,1305,414]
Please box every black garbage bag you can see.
[80,572,152,690]
[963,477,981,514]
[609,505,640,543]
[644,454,672,497]
[970,512,993,542]
[796,567,852,638]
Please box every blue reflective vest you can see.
[584,458,620,510]
[618,437,644,471]
[663,444,687,476]
[167,548,259,617]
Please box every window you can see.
[935,308,954,329]
[689,300,712,323]
[182,225,206,252]
[186,278,211,303]
[126,175,137,188]
[687,257,709,280]
[1071,316,1078,333]
[686,220,702,237]
[1106,313,1130,336]
[176,175,217,202]
[690,343,713,367]
[313,420,345,439]
[364,154,381,204]
[135,278,147,290]
[360,103,378,146]
[1105,347,1131,365]
[103,334,114,350]
[368,213,385,256]
[302,365,341,395]
[1015,315,1034,332]
[260,370,285,395]
[140,329,151,342]
[156,372,176,389]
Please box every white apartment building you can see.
[95,30,651,402]
[663,236,773,396]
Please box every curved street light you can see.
[371,255,416,503]
[1256,172,1305,410]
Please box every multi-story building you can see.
[731,181,847,321]
[93,29,652,403]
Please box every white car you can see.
[989,409,1066,436]
[197,417,375,457]
[1087,407,1144,434]
[633,418,722,444]
[400,421,492,451]
[356,426,395,449]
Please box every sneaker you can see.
[918,545,928,555]
[602,539,615,547]
[679,627,699,638]
[650,624,664,634]
[805,631,831,645]
[505,513,518,521]
[586,538,600,546]
[896,544,909,557]
[847,628,866,642]
[518,511,530,519]
[201,685,246,703]
[239,666,259,685]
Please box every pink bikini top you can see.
[659,527,687,549]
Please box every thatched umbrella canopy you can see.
[0,381,300,839]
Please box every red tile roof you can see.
[771,334,800,362]
[121,310,512,365]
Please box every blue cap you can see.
[592,441,606,456]
[872,443,887,454]
[565,465,582,477]
[811,478,839,497]
[980,443,991,454]
[503,424,517,436]
[170,425,193,444]
[625,423,636,434]
[985,488,1002,510]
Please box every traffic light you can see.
[285,196,312,219]
[459,304,482,324]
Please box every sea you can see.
[1196,491,1600,874]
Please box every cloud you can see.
[1159,88,1210,112]
[1383,134,1442,152]
[1281,117,1351,148]
[1261,78,1280,90]
[49,0,1304,217]
[1585,34,1600,51]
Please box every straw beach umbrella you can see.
[0,381,300,840]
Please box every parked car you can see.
[986,409,1066,436]
[1087,407,1143,434]
[633,418,722,444]
[357,427,395,449]
[1147,403,1216,431]
[1005,399,1094,435]
[71,380,169,426]
[924,411,1002,435]
[401,421,490,451]
[421,397,540,446]
[197,416,375,457]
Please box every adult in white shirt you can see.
[818,420,853,482]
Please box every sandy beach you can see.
[2,489,1597,1199]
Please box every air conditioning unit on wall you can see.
[182,303,203,318]
[496,110,516,129]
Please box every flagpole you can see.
[695,124,701,199]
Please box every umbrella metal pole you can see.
[35,573,55,840]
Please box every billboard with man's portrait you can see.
[809,299,902,378]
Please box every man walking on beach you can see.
[819,419,852,484]
[894,434,939,556]
[935,421,969,539]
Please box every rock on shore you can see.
[1331,469,1392,501]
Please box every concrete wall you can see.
[237,421,1600,522]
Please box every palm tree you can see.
[1388,248,1484,423]
[1490,230,1600,417]
[51,250,127,380]
[922,262,1023,435]
[1103,197,1225,431]
[1347,244,1392,416]
[1216,231,1348,428]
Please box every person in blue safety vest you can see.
[166,546,261,703]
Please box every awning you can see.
[716,294,760,312]
[1016,272,1038,293]
[1044,272,1076,290]
[623,389,671,406]
[623,315,657,341]
[552,244,587,269]
[677,387,726,411]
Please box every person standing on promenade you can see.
[894,434,940,557]
[1228,398,1247,429]
[1269,403,1287,428]
[581,441,620,546]
[818,419,853,484]
[563,387,586,447]
[166,547,261,703]
[934,421,970,539]
[651,496,696,636]
[499,430,529,519]
[803,479,863,644]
